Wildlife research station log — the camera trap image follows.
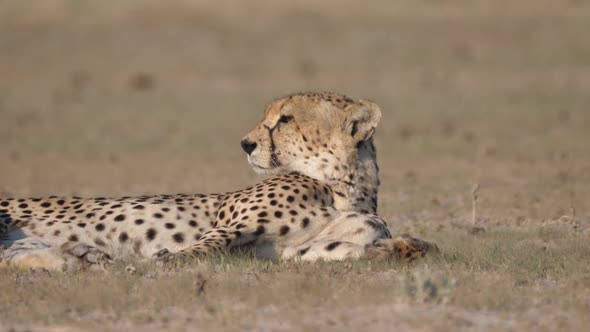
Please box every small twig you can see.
[471,184,480,225]
[569,190,576,221]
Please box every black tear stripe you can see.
[264,124,282,167]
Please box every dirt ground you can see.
[1,1,589,331]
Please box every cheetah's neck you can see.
[329,139,379,214]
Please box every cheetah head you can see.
[240,92,382,182]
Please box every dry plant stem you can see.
[471,184,480,225]
[569,191,576,221]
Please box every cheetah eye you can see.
[279,115,293,124]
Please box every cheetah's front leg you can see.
[153,225,245,262]
[1,237,112,271]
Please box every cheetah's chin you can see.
[248,159,279,175]
[250,164,278,175]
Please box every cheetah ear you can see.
[344,99,382,142]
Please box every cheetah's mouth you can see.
[249,161,273,171]
[247,156,278,174]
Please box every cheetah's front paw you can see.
[64,244,112,271]
[367,234,439,261]
[152,248,187,264]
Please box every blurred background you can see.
[0,0,588,227]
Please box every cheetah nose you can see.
[240,139,257,155]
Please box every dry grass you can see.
[1,0,589,331]
[2,226,589,331]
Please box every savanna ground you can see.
[1,0,589,331]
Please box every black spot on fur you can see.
[119,232,129,243]
[325,241,342,251]
[301,217,310,228]
[279,225,290,236]
[254,225,265,236]
[165,223,175,229]
[68,234,78,242]
[172,233,185,243]
[298,247,310,256]
[146,228,157,241]
[95,223,105,231]
[114,214,126,222]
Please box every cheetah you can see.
[0,92,437,270]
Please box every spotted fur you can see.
[0,92,437,270]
